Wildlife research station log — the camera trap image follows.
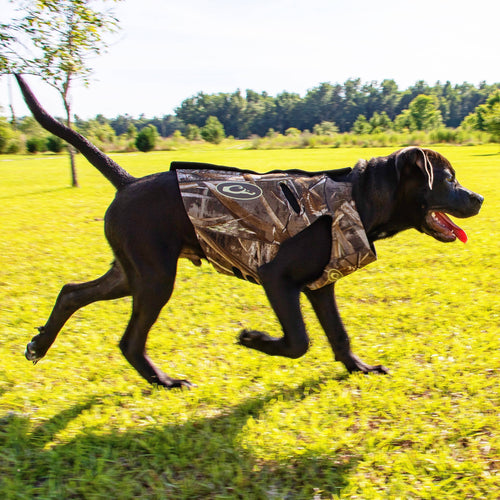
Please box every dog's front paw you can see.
[152,373,196,390]
[238,329,272,349]
[164,378,196,390]
[342,352,389,375]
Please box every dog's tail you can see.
[15,74,136,190]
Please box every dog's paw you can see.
[165,379,196,390]
[349,358,389,375]
[238,329,269,347]
[239,329,261,343]
[25,341,42,364]
[153,373,196,390]
[339,352,389,375]
[25,327,47,364]
[358,364,389,375]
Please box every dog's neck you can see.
[351,158,410,242]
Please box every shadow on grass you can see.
[0,378,356,499]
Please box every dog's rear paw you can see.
[25,327,48,364]
[238,329,272,347]
[25,341,42,364]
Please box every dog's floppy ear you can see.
[395,147,434,190]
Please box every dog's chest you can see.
[175,168,376,289]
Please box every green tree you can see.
[17,116,45,137]
[351,114,371,134]
[313,121,338,136]
[126,123,137,139]
[184,124,201,141]
[275,91,301,133]
[380,79,400,119]
[484,104,500,140]
[466,91,500,140]
[407,95,443,131]
[46,135,65,153]
[135,125,158,152]
[78,118,117,147]
[460,90,500,140]
[393,109,411,132]
[369,111,392,132]
[1,0,121,186]
[0,116,14,153]
[201,116,225,144]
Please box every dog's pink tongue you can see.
[435,212,468,243]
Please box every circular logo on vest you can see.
[215,181,263,200]
[327,269,343,283]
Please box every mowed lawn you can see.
[0,145,498,499]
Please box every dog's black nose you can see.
[470,192,484,213]
[473,192,484,207]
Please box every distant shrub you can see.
[300,132,316,148]
[135,125,159,152]
[313,121,339,135]
[26,137,47,154]
[184,124,201,141]
[285,127,301,136]
[46,135,65,153]
[6,137,22,153]
[201,116,225,144]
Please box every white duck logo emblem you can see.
[216,182,263,200]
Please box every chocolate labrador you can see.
[16,75,483,389]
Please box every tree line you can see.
[2,78,500,154]
[101,79,499,139]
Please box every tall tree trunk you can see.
[8,75,17,128]
[64,96,79,187]
[68,146,79,187]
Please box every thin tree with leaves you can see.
[1,0,121,186]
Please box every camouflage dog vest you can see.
[173,163,376,290]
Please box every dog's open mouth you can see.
[425,211,468,243]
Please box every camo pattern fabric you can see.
[176,168,376,290]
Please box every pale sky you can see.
[1,0,499,119]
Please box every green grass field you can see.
[1,145,498,499]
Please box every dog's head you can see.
[395,147,483,243]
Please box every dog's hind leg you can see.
[305,284,388,374]
[117,254,193,389]
[25,262,130,363]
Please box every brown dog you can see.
[16,75,483,388]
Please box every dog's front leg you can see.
[305,284,388,374]
[238,218,335,359]
[239,272,309,359]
